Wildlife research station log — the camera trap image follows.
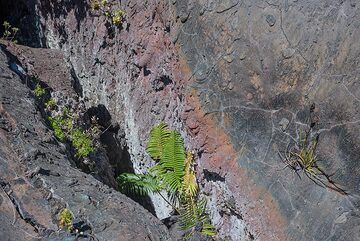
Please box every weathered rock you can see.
[174,1,360,240]
[33,0,187,220]
[0,48,171,240]
[1,0,358,241]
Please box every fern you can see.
[182,152,198,199]
[201,222,217,236]
[118,123,216,238]
[152,130,185,194]
[117,173,160,196]
[146,122,171,160]
[180,198,216,237]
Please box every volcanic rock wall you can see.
[172,1,360,241]
[5,0,359,240]
[0,44,171,240]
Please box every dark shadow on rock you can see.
[38,0,89,33]
[152,75,173,91]
[203,169,225,182]
[0,0,45,47]
[69,66,83,97]
[85,104,157,215]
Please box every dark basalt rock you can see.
[1,0,358,241]
[174,0,360,240]
[0,47,171,240]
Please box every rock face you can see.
[173,1,360,240]
[0,0,359,240]
[0,46,171,240]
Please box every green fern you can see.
[118,123,216,238]
[146,122,171,160]
[180,198,216,237]
[201,222,217,236]
[117,173,160,196]
[151,130,185,194]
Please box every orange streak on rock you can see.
[178,70,289,241]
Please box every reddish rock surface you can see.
[0,45,171,240]
[0,0,359,240]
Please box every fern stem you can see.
[157,191,180,214]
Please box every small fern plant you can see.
[117,123,216,237]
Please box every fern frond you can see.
[117,173,160,196]
[201,222,217,236]
[179,198,198,230]
[158,130,186,194]
[179,197,216,237]
[119,124,216,238]
[146,122,171,160]
[182,151,198,199]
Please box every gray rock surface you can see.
[1,0,358,240]
[174,0,360,240]
[0,46,171,240]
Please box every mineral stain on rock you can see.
[0,0,359,241]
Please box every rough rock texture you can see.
[173,1,360,240]
[35,0,189,219]
[1,40,134,191]
[0,46,171,240]
[2,0,359,240]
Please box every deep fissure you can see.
[1,0,171,230]
[1,42,157,217]
[0,0,44,47]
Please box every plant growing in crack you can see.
[31,79,100,163]
[117,123,216,238]
[279,104,347,195]
[90,0,126,27]
[59,208,74,232]
[34,83,46,98]
[70,128,96,158]
[45,98,56,109]
[48,107,98,158]
[2,21,19,43]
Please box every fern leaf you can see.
[146,122,171,160]
[182,151,198,199]
[179,197,216,237]
[201,222,217,236]
[159,130,186,194]
[179,198,198,230]
[117,173,160,196]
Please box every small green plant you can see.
[45,98,56,109]
[280,121,347,195]
[90,0,126,26]
[34,84,46,98]
[49,115,67,141]
[48,108,96,158]
[2,21,19,43]
[70,128,95,158]
[286,130,319,176]
[117,123,216,238]
[59,208,73,232]
[90,0,101,10]
[112,9,126,25]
